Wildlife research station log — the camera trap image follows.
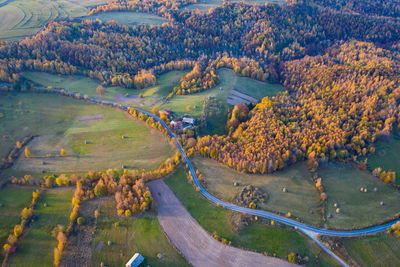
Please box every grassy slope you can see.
[367,132,400,184]
[192,157,322,226]
[162,68,282,135]
[0,93,174,178]
[9,188,73,267]
[161,68,282,116]
[165,167,339,267]
[0,186,34,261]
[184,0,285,12]
[22,70,186,107]
[22,72,131,99]
[340,234,400,267]
[319,162,400,229]
[82,12,167,25]
[0,0,107,41]
[92,198,189,267]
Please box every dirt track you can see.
[148,179,296,267]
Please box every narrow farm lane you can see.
[148,179,296,267]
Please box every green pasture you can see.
[165,167,339,267]
[81,11,168,25]
[22,69,282,136]
[9,188,73,267]
[192,157,322,226]
[0,0,107,41]
[92,198,189,267]
[184,0,285,13]
[0,92,174,179]
[0,185,35,262]
[367,132,400,184]
[319,162,400,229]
[340,233,400,267]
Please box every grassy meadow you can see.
[0,185,35,262]
[23,69,282,136]
[0,92,174,179]
[0,0,106,41]
[319,162,400,229]
[82,11,168,25]
[184,0,285,13]
[367,132,400,184]
[8,188,73,267]
[192,157,323,226]
[339,233,400,267]
[92,198,189,267]
[164,167,339,267]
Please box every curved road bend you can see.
[10,86,400,266]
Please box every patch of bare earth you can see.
[60,198,108,267]
[112,93,140,103]
[148,179,296,267]
[77,114,104,122]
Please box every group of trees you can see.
[0,1,399,90]
[88,0,196,17]
[197,41,400,173]
[168,55,272,97]
[306,0,400,18]
[372,167,397,184]
[2,190,41,259]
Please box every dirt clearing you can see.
[77,114,104,122]
[148,179,296,267]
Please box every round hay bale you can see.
[335,208,340,214]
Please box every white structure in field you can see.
[126,253,144,267]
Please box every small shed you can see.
[126,253,144,267]
[182,117,195,125]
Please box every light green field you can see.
[0,0,107,41]
[82,11,168,25]
[9,188,73,267]
[162,68,282,135]
[319,162,400,229]
[367,132,400,184]
[22,69,281,136]
[22,72,131,99]
[0,185,35,262]
[165,167,339,267]
[22,70,186,107]
[162,68,282,116]
[0,93,174,179]
[184,0,285,13]
[93,198,189,267]
[340,234,400,267]
[192,157,323,226]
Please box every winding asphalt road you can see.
[5,85,400,266]
[11,86,400,236]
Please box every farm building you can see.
[182,117,195,125]
[126,253,144,267]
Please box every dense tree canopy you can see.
[197,41,400,173]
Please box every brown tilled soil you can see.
[60,198,107,267]
[148,179,296,267]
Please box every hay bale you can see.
[335,208,340,214]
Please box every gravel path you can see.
[148,179,296,267]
